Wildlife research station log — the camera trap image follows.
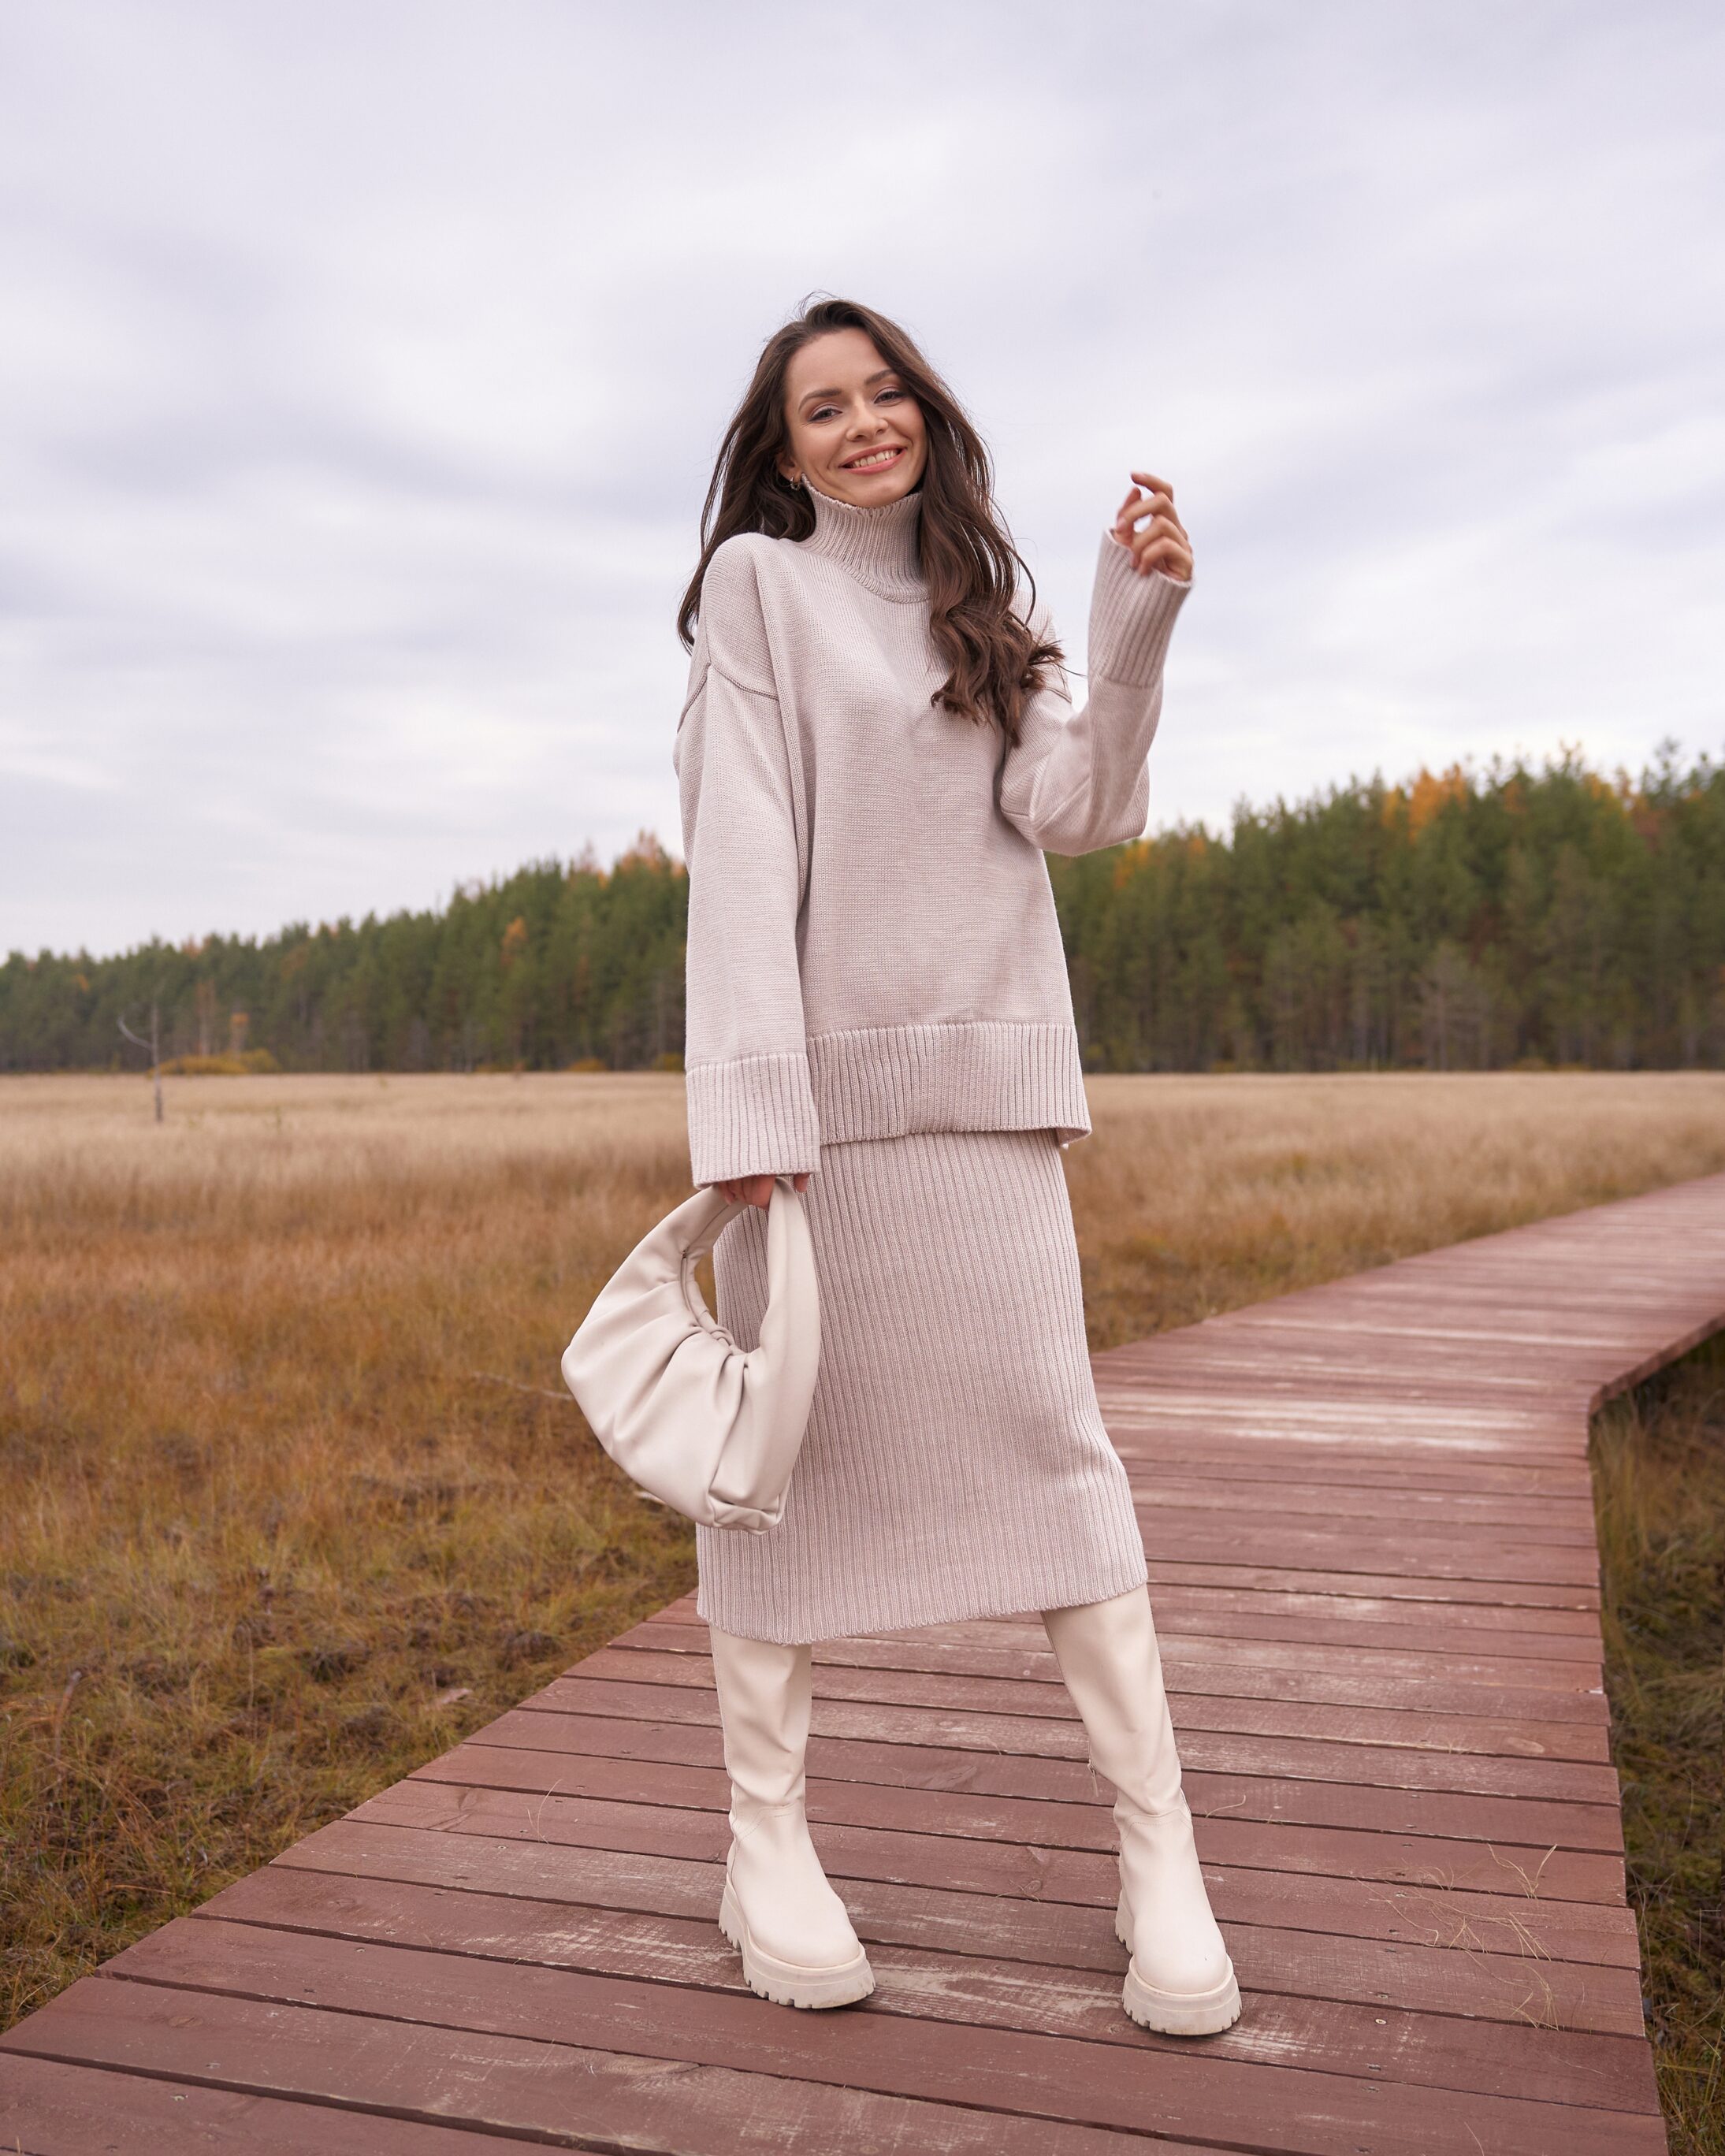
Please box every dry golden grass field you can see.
[4,1068,1724,2058]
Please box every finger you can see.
[1118,492,1177,533]
[1129,517,1190,556]
[1131,536,1194,580]
[1129,511,1185,546]
[1128,515,1191,556]
[1129,470,1173,500]
[793,1172,810,1191]
[1114,498,1164,552]
[1126,518,1187,563]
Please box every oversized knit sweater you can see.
[673,483,1190,1188]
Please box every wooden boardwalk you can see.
[5,1173,1721,2154]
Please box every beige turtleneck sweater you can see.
[673,485,1190,1188]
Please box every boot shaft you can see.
[709,1624,813,1816]
[1041,1585,1184,1816]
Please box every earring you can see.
[788,471,802,490]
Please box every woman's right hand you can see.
[710,1170,811,1209]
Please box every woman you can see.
[673,298,1239,2037]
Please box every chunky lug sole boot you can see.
[1043,1585,1241,2036]
[708,1625,875,2010]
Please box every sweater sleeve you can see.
[997,531,1191,856]
[674,553,820,1188]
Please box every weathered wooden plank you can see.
[1121,1437,1591,1472]
[1094,1441,1598,1492]
[1096,1344,1593,1390]
[845,1590,1608,1656]
[1131,1523,1604,1588]
[1139,1559,1600,1607]
[1117,1477,1603,1537]
[0,2053,539,2154]
[0,2052,526,2156]
[1101,1405,1592,1461]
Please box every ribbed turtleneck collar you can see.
[797,483,925,599]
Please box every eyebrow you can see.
[797,368,896,408]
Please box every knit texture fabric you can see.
[673,486,1189,1187]
[696,1125,1149,1643]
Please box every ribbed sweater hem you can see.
[809,1020,1091,1146]
[685,1020,1093,1183]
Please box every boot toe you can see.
[1116,1886,1239,2024]
[749,1895,864,1970]
[719,1881,875,2009]
[1123,1954,1241,2036]
[722,1832,872,2009]
[1135,1937,1234,1996]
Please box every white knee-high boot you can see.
[1042,1585,1241,2035]
[708,1625,875,2009]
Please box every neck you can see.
[797,482,924,597]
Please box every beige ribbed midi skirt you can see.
[696,1125,1148,1645]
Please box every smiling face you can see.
[779,328,928,507]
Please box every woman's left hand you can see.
[1112,471,1193,582]
[712,1170,811,1208]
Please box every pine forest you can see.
[7,747,1723,1077]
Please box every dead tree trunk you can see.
[117,1003,164,1123]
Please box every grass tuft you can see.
[1593,1339,1725,2156]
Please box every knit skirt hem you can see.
[693,1124,1147,1647]
[695,1547,1149,1649]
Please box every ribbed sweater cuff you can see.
[685,1051,822,1185]
[1088,532,1190,688]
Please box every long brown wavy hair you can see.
[678,298,1061,746]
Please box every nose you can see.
[843,397,885,437]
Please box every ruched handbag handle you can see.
[674,1185,753,1339]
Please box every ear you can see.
[777,453,801,486]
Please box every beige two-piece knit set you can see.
[674,483,1190,1645]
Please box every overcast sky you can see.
[3,1,1720,958]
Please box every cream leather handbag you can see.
[560,1177,820,1533]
